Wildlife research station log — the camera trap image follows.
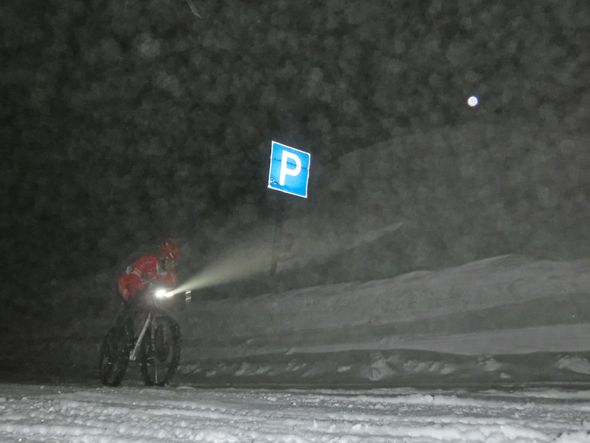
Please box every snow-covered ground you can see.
[1,383,590,442]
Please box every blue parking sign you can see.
[268,141,310,198]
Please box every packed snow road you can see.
[1,383,590,442]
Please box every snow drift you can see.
[175,254,590,385]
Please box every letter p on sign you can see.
[268,141,310,198]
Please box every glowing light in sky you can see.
[467,96,479,107]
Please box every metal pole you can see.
[269,193,285,277]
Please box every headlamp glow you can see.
[155,289,172,298]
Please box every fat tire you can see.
[139,315,181,386]
[99,324,132,386]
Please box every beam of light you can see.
[467,96,479,107]
[168,220,405,297]
[169,243,272,296]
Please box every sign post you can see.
[267,141,311,277]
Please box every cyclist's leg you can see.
[119,291,148,344]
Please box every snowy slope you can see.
[169,254,590,386]
[184,254,590,358]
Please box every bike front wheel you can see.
[139,315,181,386]
[99,325,132,386]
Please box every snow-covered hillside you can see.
[174,254,590,386]
[186,254,590,358]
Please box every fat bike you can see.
[99,284,191,387]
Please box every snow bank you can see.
[183,255,590,360]
[157,254,590,386]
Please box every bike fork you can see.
[129,314,152,361]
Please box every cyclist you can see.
[118,238,180,302]
[115,239,180,331]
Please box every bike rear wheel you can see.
[99,325,132,386]
[139,315,181,386]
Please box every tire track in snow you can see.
[1,385,589,442]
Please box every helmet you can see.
[158,238,180,261]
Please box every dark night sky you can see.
[3,0,590,293]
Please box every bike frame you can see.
[123,284,189,363]
[129,312,153,361]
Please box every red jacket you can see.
[118,255,177,301]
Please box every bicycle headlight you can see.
[155,289,169,298]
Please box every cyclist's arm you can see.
[127,256,153,297]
